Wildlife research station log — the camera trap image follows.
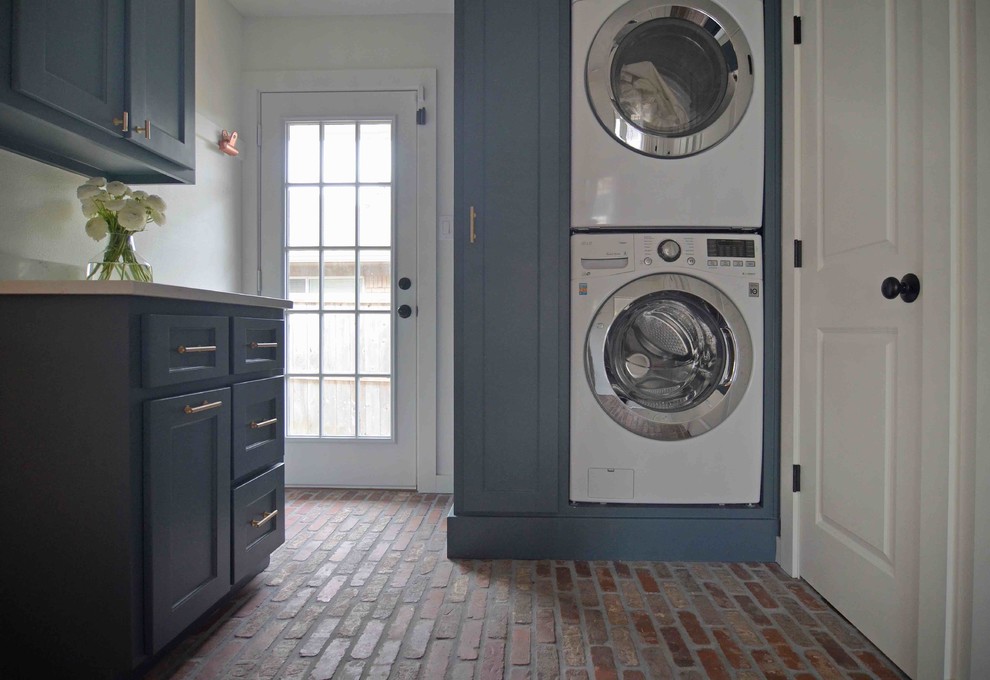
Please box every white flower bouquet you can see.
[78,176,167,282]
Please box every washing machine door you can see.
[586,0,755,158]
[586,273,752,440]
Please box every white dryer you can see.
[571,0,765,228]
[570,232,763,504]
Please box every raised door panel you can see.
[145,386,231,653]
[12,0,126,136]
[454,0,562,515]
[127,0,195,168]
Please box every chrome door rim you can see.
[585,273,752,439]
[585,0,754,158]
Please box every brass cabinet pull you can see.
[249,417,278,430]
[251,509,278,528]
[133,119,151,139]
[112,112,129,132]
[177,344,217,354]
[250,341,278,349]
[184,400,223,415]
[469,206,477,244]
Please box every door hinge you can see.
[792,465,802,493]
[793,16,803,45]
[256,269,262,293]
[416,107,426,125]
[257,123,262,147]
[794,239,803,268]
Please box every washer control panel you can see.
[637,233,761,277]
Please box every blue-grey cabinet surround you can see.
[0,293,286,678]
[449,0,782,561]
[0,0,195,183]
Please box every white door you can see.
[260,91,418,488]
[794,0,948,676]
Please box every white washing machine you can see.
[570,232,763,504]
[571,0,765,229]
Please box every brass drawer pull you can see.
[469,206,477,244]
[249,417,278,430]
[134,119,151,139]
[250,341,278,349]
[184,400,223,415]
[177,344,217,354]
[251,509,278,528]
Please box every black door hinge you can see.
[794,239,803,268]
[792,465,802,493]
[416,107,426,125]
[793,16,802,45]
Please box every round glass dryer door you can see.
[585,274,752,440]
[586,0,755,157]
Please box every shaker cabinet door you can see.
[145,387,232,653]
[453,0,564,515]
[12,0,126,137]
[126,0,195,168]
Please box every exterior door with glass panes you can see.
[260,90,418,488]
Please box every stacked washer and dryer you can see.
[570,0,766,505]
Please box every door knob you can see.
[881,273,920,303]
[398,277,412,290]
[397,304,413,318]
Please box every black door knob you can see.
[881,273,921,303]
[397,304,413,318]
[398,277,412,290]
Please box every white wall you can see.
[0,0,246,293]
[240,14,456,481]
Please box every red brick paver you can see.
[144,489,908,679]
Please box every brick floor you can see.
[144,489,909,679]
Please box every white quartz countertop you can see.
[0,280,293,309]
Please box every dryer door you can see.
[586,0,754,158]
[585,273,752,439]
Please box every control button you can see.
[707,259,718,267]
[658,239,681,262]
[746,260,756,267]
[733,260,744,267]
[643,257,653,266]
[686,257,696,265]
[720,260,731,267]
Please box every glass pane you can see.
[611,18,729,135]
[323,123,356,183]
[358,313,391,374]
[322,378,356,436]
[358,123,392,183]
[286,250,320,310]
[358,186,391,247]
[604,292,727,412]
[323,313,355,374]
[287,313,319,373]
[359,250,391,310]
[322,250,356,310]
[287,124,320,183]
[358,378,391,437]
[323,186,356,247]
[287,377,320,436]
[287,187,319,246]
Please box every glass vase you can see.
[86,233,153,282]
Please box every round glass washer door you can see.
[585,273,752,440]
[586,0,754,158]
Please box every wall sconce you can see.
[218,129,239,156]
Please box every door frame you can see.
[778,1,982,676]
[241,68,442,493]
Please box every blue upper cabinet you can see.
[126,0,195,169]
[0,0,195,183]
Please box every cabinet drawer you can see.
[143,315,230,387]
[232,463,285,584]
[231,317,284,374]
[232,377,284,481]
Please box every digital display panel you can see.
[707,239,755,258]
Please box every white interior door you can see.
[260,90,418,488]
[794,1,949,675]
